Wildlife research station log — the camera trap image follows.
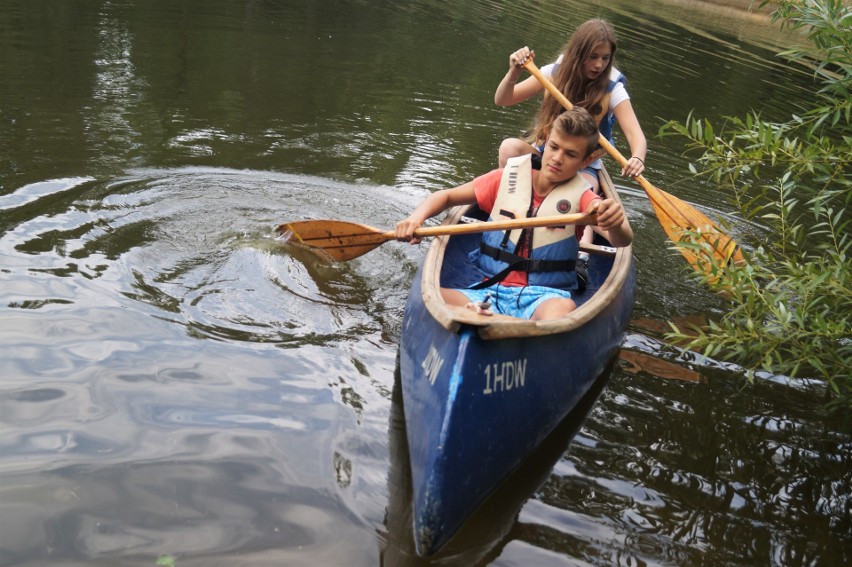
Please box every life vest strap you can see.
[470,242,576,289]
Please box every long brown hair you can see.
[528,19,617,145]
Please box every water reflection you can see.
[2,169,420,346]
[1,0,849,565]
[1,167,408,564]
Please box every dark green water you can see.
[1,1,849,566]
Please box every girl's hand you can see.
[622,156,645,178]
[509,47,534,68]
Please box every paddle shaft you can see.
[407,217,615,257]
[402,211,596,239]
[523,61,637,180]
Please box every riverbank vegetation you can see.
[661,0,851,416]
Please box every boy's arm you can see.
[395,181,478,242]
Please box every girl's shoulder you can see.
[541,54,564,78]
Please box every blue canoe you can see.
[398,168,636,556]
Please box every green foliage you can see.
[660,0,851,414]
[156,555,176,567]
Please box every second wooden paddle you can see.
[522,59,746,274]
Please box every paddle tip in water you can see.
[274,222,340,262]
[275,221,304,242]
[276,227,294,244]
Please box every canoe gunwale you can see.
[418,167,633,339]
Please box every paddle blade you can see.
[276,219,393,261]
[642,182,746,274]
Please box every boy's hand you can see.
[589,198,625,231]
[395,217,423,244]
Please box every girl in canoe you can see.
[395,107,632,321]
[493,19,646,282]
[494,18,647,188]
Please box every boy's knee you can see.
[532,297,576,320]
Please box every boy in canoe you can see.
[395,106,633,321]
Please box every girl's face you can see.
[582,41,612,81]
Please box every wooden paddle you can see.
[277,212,598,262]
[522,60,746,273]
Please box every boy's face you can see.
[540,129,593,185]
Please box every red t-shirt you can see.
[472,168,598,286]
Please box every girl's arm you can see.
[612,99,647,178]
[494,47,544,106]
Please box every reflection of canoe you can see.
[398,168,636,556]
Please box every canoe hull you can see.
[399,168,635,555]
[400,279,632,554]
